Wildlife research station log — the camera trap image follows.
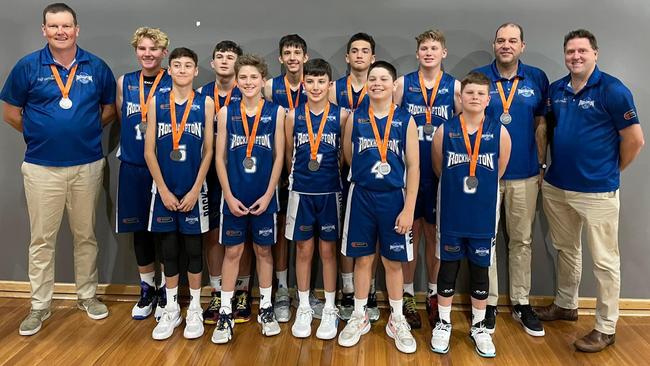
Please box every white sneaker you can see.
[131,281,155,320]
[183,307,204,339]
[211,312,235,344]
[274,287,291,323]
[292,306,313,338]
[470,321,496,358]
[258,306,281,337]
[385,315,417,354]
[430,319,452,354]
[338,311,370,347]
[152,307,182,340]
[316,307,339,340]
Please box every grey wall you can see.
[1,0,648,298]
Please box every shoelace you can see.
[161,309,177,324]
[432,321,452,339]
[207,295,220,311]
[297,307,314,322]
[236,292,248,310]
[217,313,233,331]
[404,297,418,314]
[520,306,540,322]
[186,310,202,324]
[346,313,367,333]
[392,318,413,339]
[322,307,340,320]
[260,307,275,323]
[29,309,48,319]
[471,324,493,345]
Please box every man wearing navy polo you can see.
[537,29,644,352]
[0,3,116,336]
[473,23,549,337]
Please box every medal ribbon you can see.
[305,103,331,161]
[418,70,443,126]
[50,64,78,101]
[139,69,165,123]
[496,78,519,117]
[459,114,485,178]
[170,90,195,151]
[284,76,302,110]
[368,104,395,164]
[213,82,236,113]
[346,76,367,111]
[240,99,265,159]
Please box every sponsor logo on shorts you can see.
[624,109,637,121]
[226,230,242,237]
[259,228,273,237]
[299,225,312,232]
[185,216,199,225]
[351,242,367,248]
[475,247,490,257]
[321,224,335,232]
[444,245,461,253]
[156,216,173,223]
[122,217,140,224]
[389,243,404,252]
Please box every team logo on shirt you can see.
[296,132,338,148]
[159,87,171,93]
[391,120,403,127]
[438,87,449,95]
[157,122,203,138]
[446,152,496,170]
[38,75,55,82]
[406,104,449,120]
[357,137,401,155]
[578,98,595,110]
[126,102,141,117]
[517,86,535,97]
[261,115,272,124]
[624,109,637,120]
[482,133,494,141]
[75,72,93,84]
[230,134,272,150]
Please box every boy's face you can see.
[236,65,265,98]
[416,39,447,69]
[168,56,198,87]
[279,45,308,74]
[135,37,167,71]
[460,83,490,114]
[304,74,331,104]
[211,50,238,78]
[367,67,396,100]
[346,40,375,73]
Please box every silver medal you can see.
[243,157,255,169]
[308,159,320,172]
[466,176,479,189]
[170,149,183,161]
[59,97,73,110]
[423,123,435,135]
[500,113,512,125]
[138,122,147,134]
[378,162,391,176]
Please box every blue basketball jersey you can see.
[199,81,242,113]
[334,76,369,111]
[223,100,280,214]
[119,70,172,166]
[289,103,342,193]
[271,75,307,110]
[401,71,457,182]
[349,104,411,191]
[155,90,207,196]
[439,115,501,239]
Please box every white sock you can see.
[403,282,415,296]
[276,270,288,289]
[353,297,367,316]
[369,277,376,294]
[159,272,166,288]
[298,290,310,309]
[324,291,336,309]
[190,288,201,309]
[389,298,403,320]
[166,286,179,310]
[210,275,222,291]
[439,303,451,323]
[260,286,273,309]
[341,272,354,294]
[236,275,250,291]
[472,307,486,325]
[140,271,155,287]
[427,282,437,298]
[220,290,234,314]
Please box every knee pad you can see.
[157,232,180,277]
[183,234,203,274]
[437,260,460,298]
[469,261,489,300]
[133,231,155,267]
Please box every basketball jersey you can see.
[223,100,280,215]
[401,70,456,182]
[200,80,242,114]
[334,75,369,111]
[349,104,411,191]
[155,90,207,196]
[289,103,342,194]
[271,75,307,110]
[119,70,172,165]
[439,115,501,238]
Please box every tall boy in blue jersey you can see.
[116,27,172,321]
[473,23,549,336]
[1,3,116,336]
[394,29,461,329]
[339,61,419,354]
[430,72,511,358]
[144,48,214,341]
[536,29,644,353]
[213,54,286,344]
[286,59,349,340]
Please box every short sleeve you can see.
[0,59,31,107]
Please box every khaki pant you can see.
[542,181,620,334]
[22,159,105,310]
[488,175,539,306]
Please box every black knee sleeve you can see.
[133,231,155,267]
[437,260,460,298]
[469,261,489,300]
[183,234,203,274]
[157,232,180,277]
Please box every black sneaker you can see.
[367,291,380,323]
[339,292,354,321]
[203,291,221,325]
[234,290,252,323]
[512,304,545,337]
[484,305,497,334]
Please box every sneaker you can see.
[425,295,439,328]
[77,297,109,320]
[484,305,497,334]
[258,306,281,336]
[211,312,235,344]
[367,291,380,323]
[184,306,204,339]
[234,290,252,323]
[309,291,324,319]
[316,307,340,340]
[132,281,156,320]
[513,304,545,337]
[339,292,354,321]
[274,287,291,323]
[152,306,182,340]
[338,311,370,347]
[19,309,51,336]
[470,321,496,358]
[155,286,167,322]
[203,291,221,325]
[430,319,452,354]
[291,306,314,338]
[403,293,422,329]
[386,315,417,354]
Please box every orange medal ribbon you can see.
[459,114,485,178]
[170,90,195,151]
[305,103,331,161]
[213,82,236,113]
[139,69,165,123]
[496,78,519,120]
[283,76,302,110]
[50,64,78,104]
[240,100,265,159]
[368,104,395,163]
[417,70,443,126]
[346,76,367,111]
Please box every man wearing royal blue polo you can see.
[0,3,116,336]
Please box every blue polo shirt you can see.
[545,66,639,193]
[0,45,116,167]
[473,61,549,180]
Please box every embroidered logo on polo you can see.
[75,72,93,84]
[517,86,535,97]
[578,98,595,110]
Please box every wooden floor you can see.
[1,298,649,365]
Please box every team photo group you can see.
[0,2,644,359]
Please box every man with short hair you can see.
[1,2,116,336]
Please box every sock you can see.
[439,303,451,323]
[159,272,166,288]
[166,286,179,310]
[353,297,367,316]
[369,277,376,294]
[210,275,222,292]
[298,290,310,309]
[260,286,273,309]
[189,288,201,309]
[236,275,250,291]
[341,272,354,294]
[403,282,415,296]
[276,270,288,289]
[389,298,403,320]
[472,307,486,325]
[427,282,437,298]
[140,271,155,287]
[324,291,336,309]
[220,290,234,314]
